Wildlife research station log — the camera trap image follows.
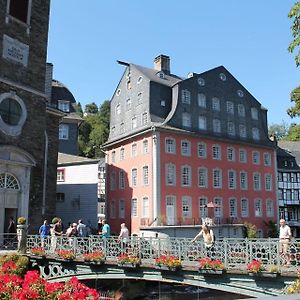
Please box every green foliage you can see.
[287,86,300,119]
[287,123,300,141]
[268,121,289,140]
[243,222,257,238]
[79,100,110,158]
[263,220,278,238]
[75,102,83,117]
[0,254,29,277]
[288,2,300,67]
[84,102,98,114]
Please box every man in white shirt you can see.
[279,219,292,265]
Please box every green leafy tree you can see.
[287,123,300,141]
[75,102,83,117]
[84,102,98,114]
[78,101,110,158]
[268,121,289,140]
[243,222,257,239]
[288,2,300,67]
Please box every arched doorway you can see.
[0,146,36,235]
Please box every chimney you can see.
[45,63,53,102]
[154,54,170,75]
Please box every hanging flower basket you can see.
[155,255,182,271]
[83,251,105,264]
[117,254,141,268]
[56,250,76,261]
[198,258,226,275]
[30,247,46,258]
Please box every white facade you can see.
[56,154,105,230]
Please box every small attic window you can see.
[137,76,143,84]
[116,89,121,96]
[161,100,166,107]
[197,77,205,86]
[237,90,244,97]
[156,71,165,79]
[219,73,226,81]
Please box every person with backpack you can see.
[192,224,215,257]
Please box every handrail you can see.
[23,235,300,271]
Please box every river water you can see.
[88,280,250,300]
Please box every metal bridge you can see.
[23,235,300,298]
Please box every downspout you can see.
[42,130,48,216]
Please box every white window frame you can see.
[120,147,125,161]
[213,168,222,188]
[240,171,248,190]
[131,168,137,187]
[111,150,116,163]
[212,144,221,160]
[252,127,260,140]
[198,167,208,188]
[212,97,220,111]
[265,174,272,191]
[131,198,137,217]
[181,89,191,104]
[252,151,260,165]
[198,93,206,108]
[59,124,69,140]
[142,112,148,125]
[228,170,236,189]
[182,196,192,218]
[254,198,262,217]
[238,104,245,117]
[58,100,70,112]
[131,143,137,157]
[119,170,125,189]
[266,199,274,217]
[213,197,223,219]
[182,112,191,127]
[198,116,207,130]
[227,122,235,136]
[166,163,176,186]
[131,116,137,129]
[227,147,235,161]
[198,142,207,158]
[165,138,176,154]
[229,198,237,218]
[251,107,258,120]
[264,153,271,166]
[142,139,149,154]
[181,165,192,187]
[199,197,208,218]
[181,140,191,156]
[142,197,149,218]
[142,165,149,185]
[239,149,247,163]
[226,101,234,114]
[126,98,132,110]
[116,103,121,115]
[57,169,65,182]
[241,198,249,217]
[253,172,261,191]
[119,199,125,218]
[213,119,221,133]
[239,124,247,138]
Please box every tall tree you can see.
[288,2,300,67]
[78,101,110,158]
[84,102,98,114]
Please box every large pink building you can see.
[104,55,277,237]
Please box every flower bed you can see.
[83,251,105,263]
[117,254,141,267]
[0,261,99,299]
[30,247,46,257]
[56,250,76,261]
[155,255,182,270]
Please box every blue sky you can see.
[47,1,299,126]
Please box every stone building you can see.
[104,55,278,238]
[0,0,62,233]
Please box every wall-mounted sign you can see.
[2,34,29,67]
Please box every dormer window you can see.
[58,100,70,112]
[156,71,165,79]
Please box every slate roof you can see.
[132,64,182,87]
[278,141,300,166]
[58,152,102,166]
